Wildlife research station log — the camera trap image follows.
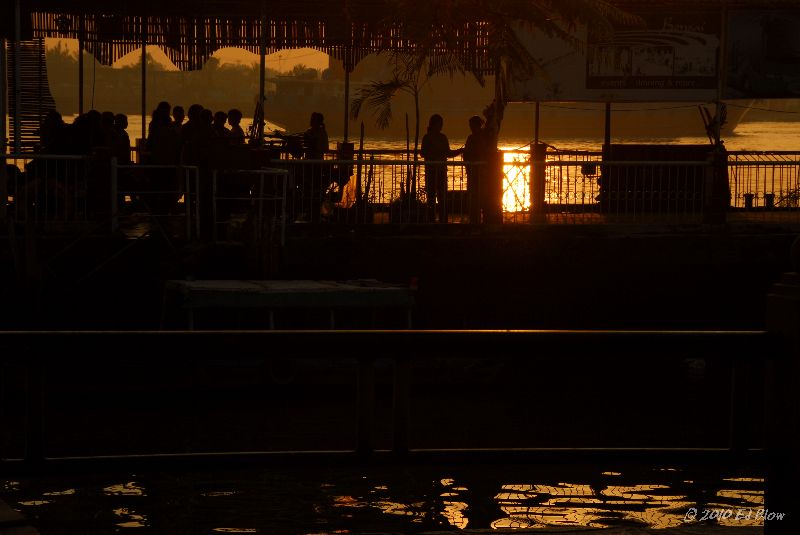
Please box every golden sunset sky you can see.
[47,38,331,72]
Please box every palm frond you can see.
[351,78,410,130]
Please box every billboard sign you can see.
[726,10,800,98]
[509,11,721,102]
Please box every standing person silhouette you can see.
[421,114,462,223]
[463,115,492,224]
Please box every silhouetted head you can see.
[213,111,228,128]
[86,109,102,127]
[427,114,443,133]
[156,101,171,115]
[114,114,128,130]
[187,104,203,122]
[101,111,115,129]
[310,112,325,128]
[200,108,213,125]
[227,108,242,126]
[468,115,483,133]
[172,106,185,125]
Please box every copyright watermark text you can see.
[684,507,786,522]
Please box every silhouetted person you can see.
[100,111,118,150]
[463,115,491,224]
[303,112,329,160]
[172,105,185,128]
[421,114,462,223]
[148,101,171,141]
[292,112,329,222]
[227,108,245,144]
[146,106,178,165]
[114,114,131,165]
[212,111,230,140]
[38,110,68,154]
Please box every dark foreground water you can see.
[2,461,764,534]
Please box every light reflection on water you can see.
[0,464,765,533]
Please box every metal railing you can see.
[0,329,780,466]
[2,153,91,227]
[211,167,288,246]
[6,149,800,231]
[727,152,800,222]
[111,159,200,239]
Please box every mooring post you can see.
[25,360,44,465]
[764,270,800,534]
[530,142,547,223]
[356,356,375,456]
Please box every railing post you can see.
[530,143,547,223]
[25,361,44,466]
[356,356,375,456]
[764,270,800,534]
[110,156,118,232]
[703,150,729,225]
[392,357,410,455]
[211,170,217,243]
[484,150,503,225]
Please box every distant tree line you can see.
[45,42,326,116]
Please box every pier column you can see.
[764,270,800,534]
[530,142,546,223]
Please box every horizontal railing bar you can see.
[0,447,764,473]
[0,330,777,361]
[1,154,87,160]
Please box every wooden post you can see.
[764,271,800,534]
[530,142,546,223]
[140,18,147,142]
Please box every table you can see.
[163,279,416,329]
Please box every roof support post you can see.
[141,17,147,142]
[78,16,84,115]
[1,38,7,156]
[13,0,21,153]
[259,0,266,130]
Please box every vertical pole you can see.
[343,58,350,142]
[259,1,266,127]
[604,102,611,150]
[110,156,118,232]
[141,18,147,142]
[0,38,6,154]
[78,17,84,115]
[531,142,546,223]
[356,357,374,456]
[13,0,21,153]
[1,38,7,221]
[765,271,800,535]
[392,357,410,455]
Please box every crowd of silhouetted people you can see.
[35,101,248,168]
